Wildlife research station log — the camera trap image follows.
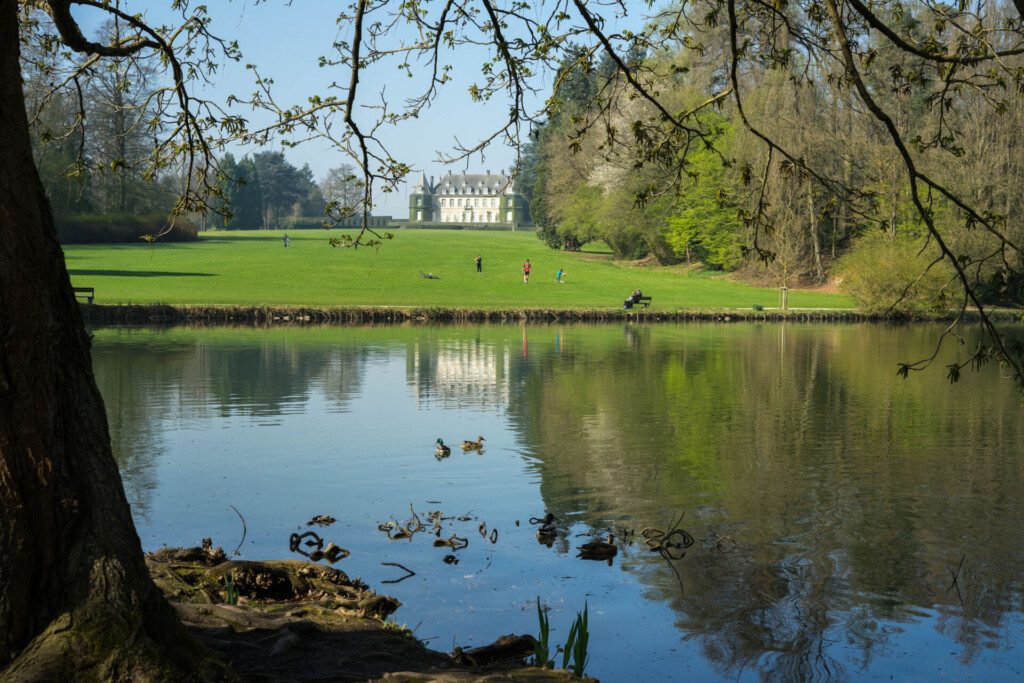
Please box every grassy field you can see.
[64,229,856,309]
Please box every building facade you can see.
[408,170,528,227]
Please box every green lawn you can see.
[64,229,856,309]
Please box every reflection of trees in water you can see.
[92,329,375,515]
[506,324,1024,679]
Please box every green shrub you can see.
[284,215,395,230]
[56,213,198,244]
[837,231,958,315]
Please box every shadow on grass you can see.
[69,269,215,278]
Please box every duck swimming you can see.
[577,533,617,561]
[435,438,451,458]
[535,513,557,544]
[460,436,486,450]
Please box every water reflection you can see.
[91,323,1024,681]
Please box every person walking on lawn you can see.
[522,259,532,283]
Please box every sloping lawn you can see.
[64,229,855,309]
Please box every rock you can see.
[451,634,539,667]
[269,630,300,658]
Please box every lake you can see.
[92,322,1024,681]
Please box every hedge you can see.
[57,213,198,244]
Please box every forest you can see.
[516,1,1024,313]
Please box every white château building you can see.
[408,170,529,227]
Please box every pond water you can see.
[92,322,1024,681]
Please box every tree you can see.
[253,151,311,228]
[319,163,363,219]
[0,0,224,677]
[219,152,264,229]
[86,20,163,214]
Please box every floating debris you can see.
[378,504,425,540]
[289,531,323,555]
[642,512,695,560]
[433,534,469,550]
[713,535,737,554]
[478,522,488,537]
[320,543,349,563]
[289,531,348,564]
[307,515,337,527]
[443,554,459,565]
[381,561,416,584]
[489,528,499,544]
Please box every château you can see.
[408,170,529,228]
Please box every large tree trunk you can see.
[0,3,217,679]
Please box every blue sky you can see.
[73,1,654,215]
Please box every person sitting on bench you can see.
[623,288,643,309]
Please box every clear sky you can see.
[73,1,654,215]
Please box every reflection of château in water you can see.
[408,339,512,408]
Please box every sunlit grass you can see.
[64,229,855,309]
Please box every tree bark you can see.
[0,2,217,678]
[806,178,824,283]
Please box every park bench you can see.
[623,295,651,310]
[73,287,95,304]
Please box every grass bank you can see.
[65,229,855,310]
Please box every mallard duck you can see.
[577,533,617,561]
[460,436,486,450]
[435,438,451,458]
[535,513,557,544]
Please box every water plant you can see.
[534,597,553,668]
[561,601,589,677]
[224,573,238,606]
[535,597,589,677]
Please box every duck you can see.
[577,533,617,561]
[435,438,451,458]
[460,436,486,450]
[535,513,558,544]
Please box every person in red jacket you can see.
[522,259,532,283]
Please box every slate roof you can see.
[433,172,513,195]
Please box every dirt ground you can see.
[147,546,584,682]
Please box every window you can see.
[486,211,492,222]
[416,210,422,221]
[506,210,512,222]
[457,198,462,207]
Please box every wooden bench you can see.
[623,295,652,310]
[73,287,95,304]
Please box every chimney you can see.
[430,175,434,185]
[486,169,491,175]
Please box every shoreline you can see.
[79,303,1022,326]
